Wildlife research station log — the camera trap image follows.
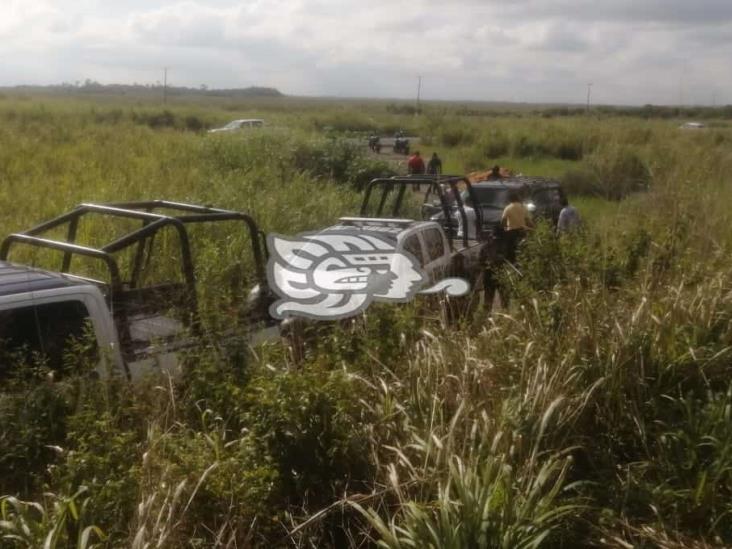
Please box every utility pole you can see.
[416,75,422,114]
[163,67,168,104]
[586,82,593,113]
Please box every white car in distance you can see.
[208,119,264,133]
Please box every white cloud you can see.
[0,0,730,104]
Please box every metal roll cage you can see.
[360,175,486,248]
[0,200,269,312]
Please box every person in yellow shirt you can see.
[501,191,533,263]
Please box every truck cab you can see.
[322,217,454,285]
[359,175,495,272]
[0,261,123,379]
[0,201,276,381]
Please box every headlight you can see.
[525,201,537,212]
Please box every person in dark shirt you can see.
[427,152,443,175]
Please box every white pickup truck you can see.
[357,175,496,283]
[321,216,487,287]
[0,201,277,381]
[0,261,173,380]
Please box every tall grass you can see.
[1,95,731,546]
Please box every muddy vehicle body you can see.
[282,175,496,360]
[0,201,277,381]
[393,137,410,155]
[367,135,382,153]
[472,177,566,231]
[425,176,566,237]
[359,175,496,283]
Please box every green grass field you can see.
[1,93,731,548]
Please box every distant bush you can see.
[131,109,176,129]
[551,133,585,160]
[590,145,650,199]
[439,126,476,147]
[202,133,395,188]
[512,134,552,158]
[562,145,650,200]
[386,103,419,115]
[480,131,511,158]
[310,113,378,134]
[92,108,124,125]
[561,165,598,197]
[183,115,206,132]
[292,138,396,188]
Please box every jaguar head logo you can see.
[267,231,425,320]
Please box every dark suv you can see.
[466,177,566,234]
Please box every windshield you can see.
[223,120,241,129]
[531,188,562,207]
[469,187,512,209]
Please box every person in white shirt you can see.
[557,197,581,234]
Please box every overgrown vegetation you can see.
[1,95,731,547]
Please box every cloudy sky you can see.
[2,0,731,105]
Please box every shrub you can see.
[0,488,104,548]
[386,104,418,116]
[480,131,511,158]
[242,370,372,506]
[512,134,551,158]
[0,380,70,495]
[439,126,475,147]
[50,409,142,543]
[133,419,280,546]
[131,109,177,129]
[588,144,650,199]
[561,165,598,196]
[561,145,651,199]
[183,115,206,132]
[552,134,585,160]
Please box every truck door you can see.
[122,313,190,382]
[420,227,451,284]
[0,297,100,378]
[401,233,427,271]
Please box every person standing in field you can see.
[427,152,443,175]
[408,151,426,190]
[556,196,581,234]
[501,191,533,263]
[408,151,425,174]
